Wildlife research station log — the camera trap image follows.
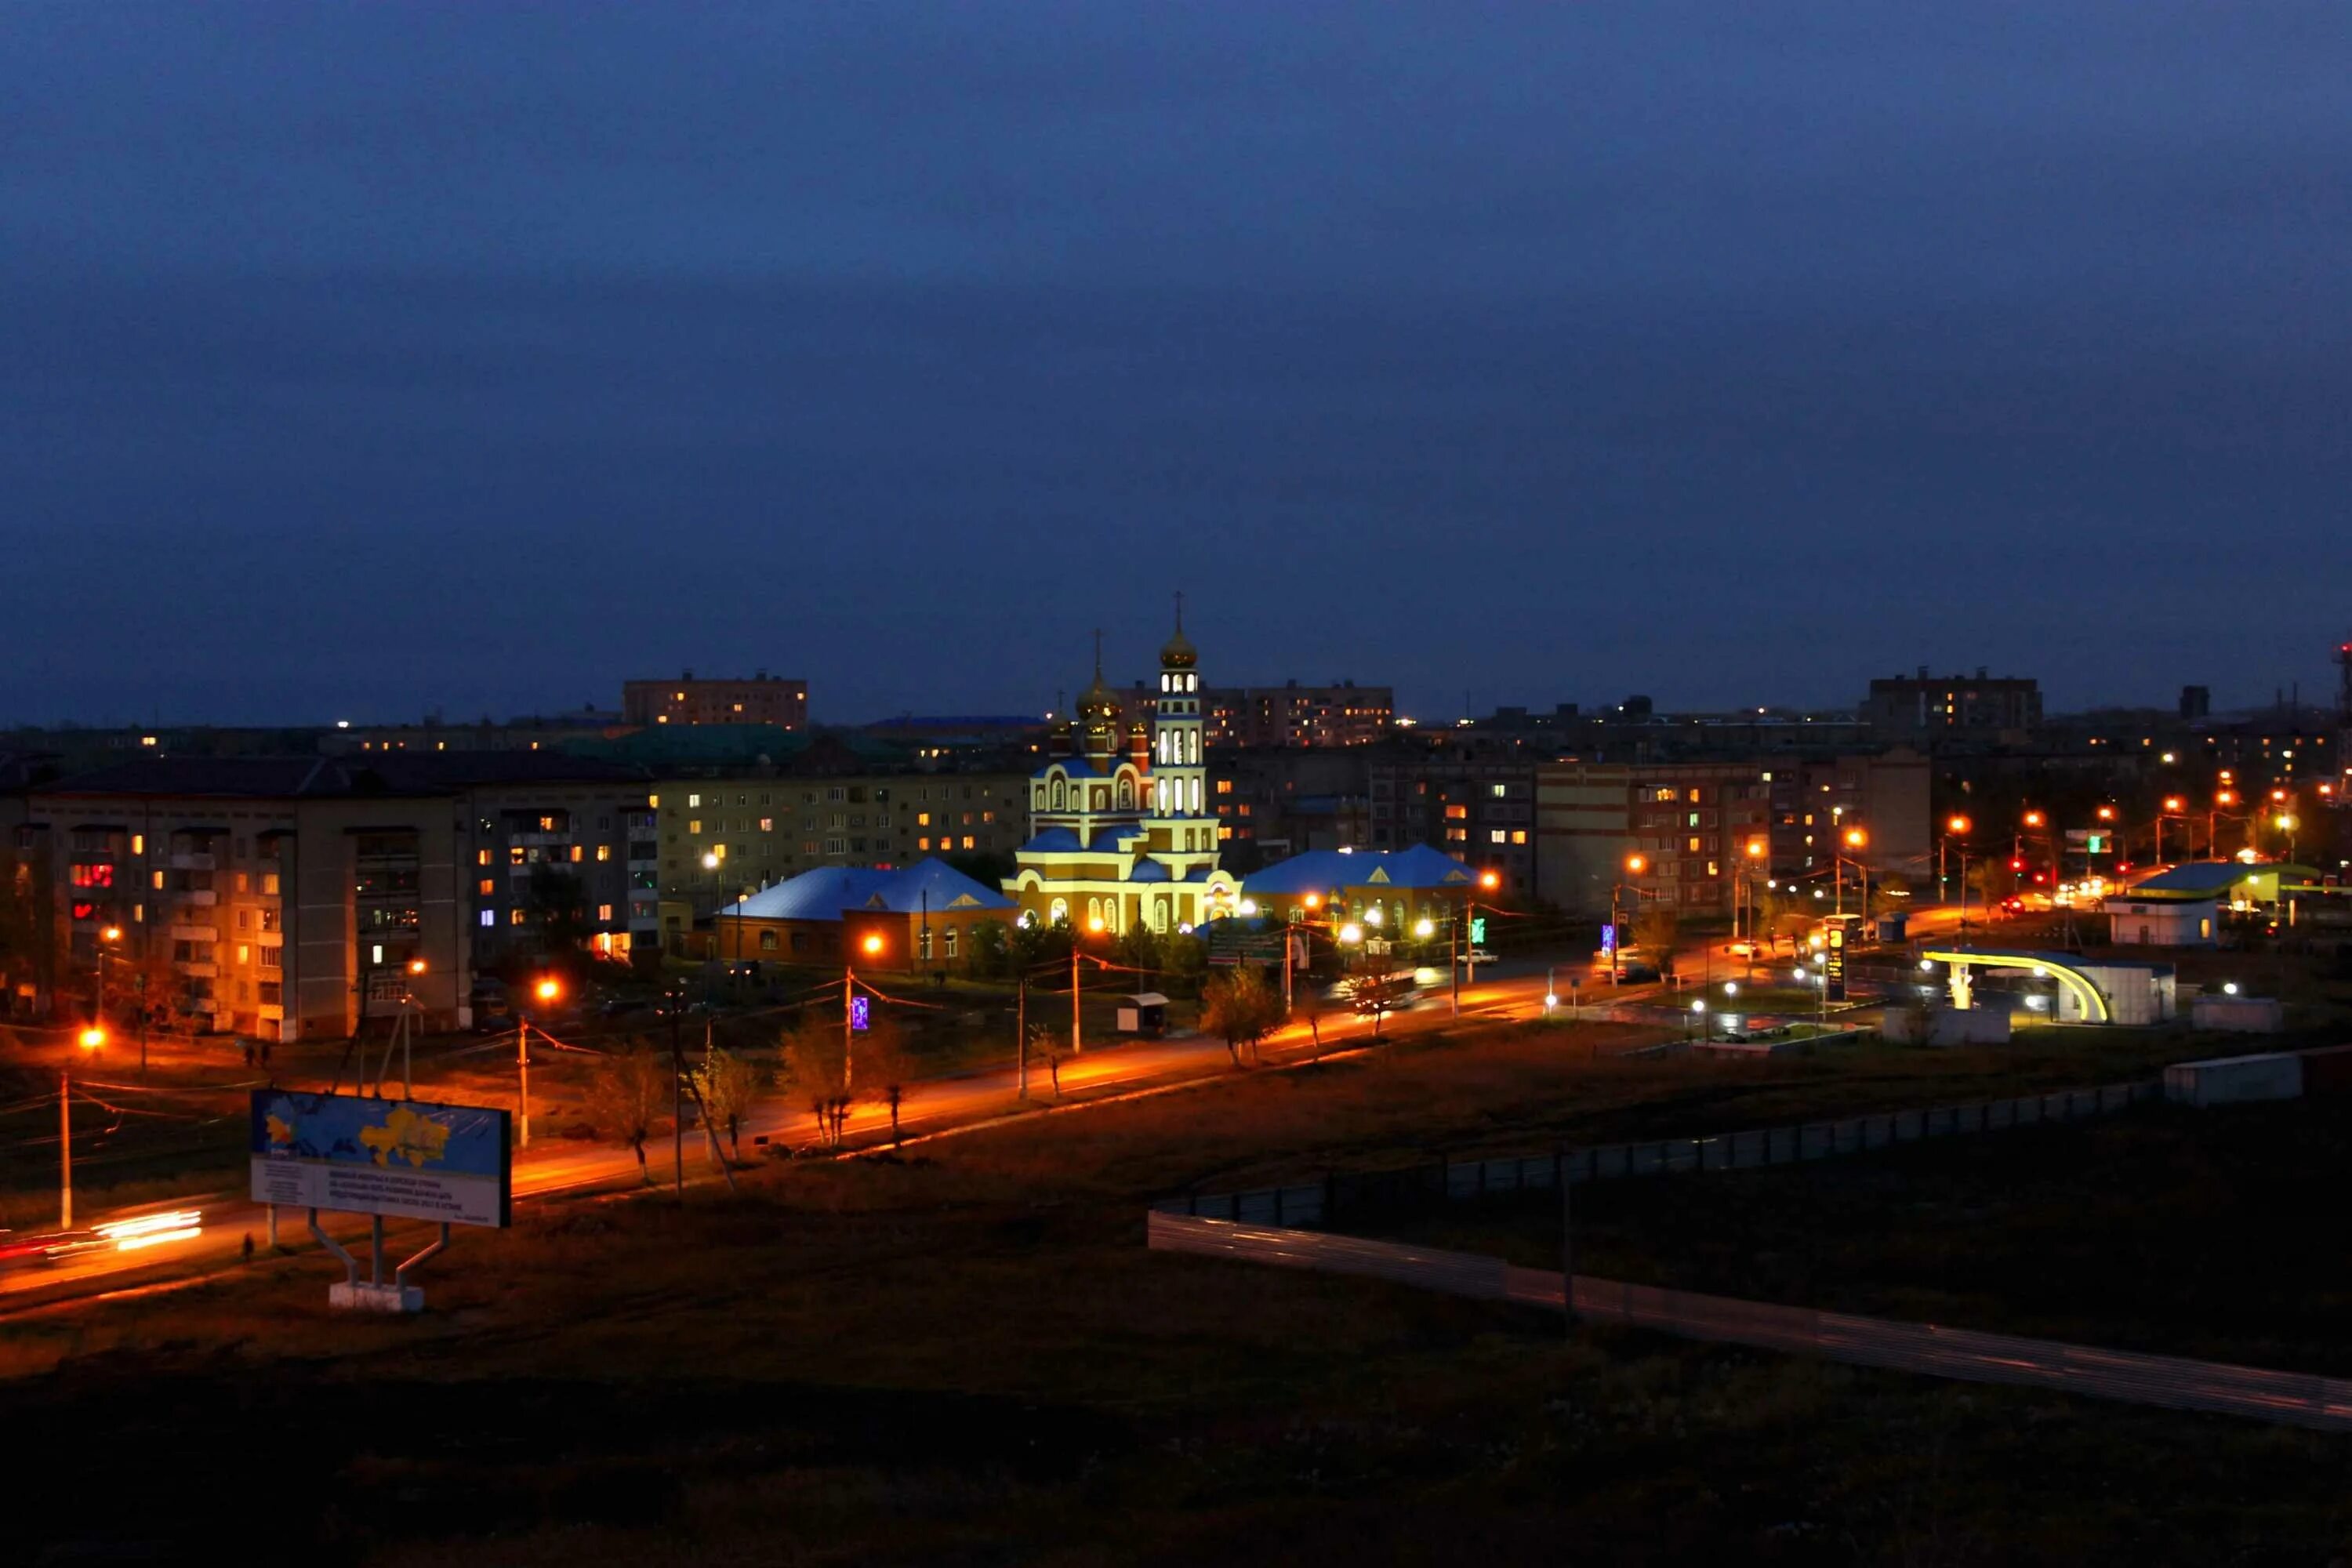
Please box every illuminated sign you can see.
[250,1091,511,1228]
[1824,927,1846,1002]
[1599,924,1617,956]
[850,995,872,1033]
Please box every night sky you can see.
[5,4,2347,728]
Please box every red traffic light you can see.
[2008,857,2024,873]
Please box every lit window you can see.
[539,815,557,832]
[477,849,491,866]
[648,794,660,808]
[962,836,975,850]
[597,844,612,861]
[1687,837,1701,852]
[131,833,144,855]
[759,818,773,832]
[1511,830,1527,845]
[918,837,931,851]
[510,909,527,925]
[597,904,613,922]
[1490,783,1507,798]
[1489,829,1507,844]
[917,812,931,827]
[688,793,702,808]
[569,845,583,862]
[478,878,495,896]
[479,910,495,927]
[688,820,702,835]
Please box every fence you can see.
[1147,1212,2352,1433]
[1159,1078,2163,1229]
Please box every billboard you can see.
[251,1091,512,1228]
[1824,926,1847,1002]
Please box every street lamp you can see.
[2156,796,2189,863]
[1940,816,1973,926]
[1608,852,1663,987]
[78,1025,106,1051]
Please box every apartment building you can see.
[1861,668,2042,740]
[13,754,652,1040]
[1127,680,1394,748]
[622,670,809,729]
[1534,760,1773,916]
[654,769,1030,953]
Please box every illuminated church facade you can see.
[1004,609,1238,934]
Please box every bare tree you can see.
[584,1044,668,1184]
[1632,906,1682,977]
[1200,967,1284,1067]
[1345,965,1412,1037]
[857,1017,918,1146]
[779,1016,848,1147]
[691,1047,762,1160]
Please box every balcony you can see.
[257,1004,284,1022]
[176,889,217,907]
[169,853,216,872]
[169,923,214,942]
[175,961,218,978]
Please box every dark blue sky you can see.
[5,4,2347,727]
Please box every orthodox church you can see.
[1004,608,1238,934]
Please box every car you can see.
[0,1229,103,1268]
[1595,961,1661,984]
[1453,947,1499,967]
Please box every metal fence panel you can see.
[1595,1144,1629,1179]
[1732,1131,1768,1167]
[1630,1143,1664,1177]
[1833,1120,1863,1156]
[1700,1137,1730,1171]
[1768,1127,1798,1163]
[2014,1096,2041,1127]
[1862,1116,1891,1150]
[1893,1109,1923,1142]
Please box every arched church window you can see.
[1051,778,1065,810]
[1119,778,1133,809]
[1049,898,1069,926]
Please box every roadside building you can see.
[1860,668,2042,742]
[713,858,1015,971]
[1237,844,1484,934]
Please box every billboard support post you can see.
[257,1089,510,1312]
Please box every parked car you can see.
[1453,947,1499,967]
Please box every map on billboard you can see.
[250,1091,512,1228]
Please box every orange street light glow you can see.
[1086,915,1105,933]
[2162,797,2185,813]
[1624,854,1647,875]
[1478,870,1501,890]
[2217,789,2237,806]
[863,933,886,955]
[78,1026,106,1049]
[1744,839,1766,858]
[1845,827,1869,848]
[2096,805,2117,822]
[100,925,123,942]
[408,957,427,975]
[1944,816,1969,836]
[2022,810,2045,828]
[534,978,560,1002]
[1303,893,1321,909]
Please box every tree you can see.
[1869,873,1911,919]
[778,1015,848,1146]
[691,1047,762,1160]
[967,918,1011,982]
[856,1018,919,1145]
[1159,929,1210,997]
[1345,965,1412,1036]
[1632,906,1682,975]
[1968,857,2016,913]
[1199,967,1283,1067]
[584,1044,668,1184]
[1297,985,1327,1062]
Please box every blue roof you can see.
[724,858,1012,922]
[2123,862,2252,895]
[1129,860,1171,882]
[1241,847,1477,896]
[1024,827,1081,852]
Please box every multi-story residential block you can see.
[652,749,1031,953]
[1861,668,2042,740]
[1127,680,1394,748]
[622,670,808,730]
[11,754,651,1040]
[1765,749,1932,882]
[1534,761,1773,916]
[1367,739,1541,896]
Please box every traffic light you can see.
[2009,856,2024,873]
[2085,832,2111,854]
[1468,916,1486,946]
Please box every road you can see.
[0,960,1593,1312]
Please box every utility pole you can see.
[842,964,855,1094]
[1559,1148,1573,1335]
[59,1069,72,1231]
[1608,886,1621,987]
[1070,940,1083,1055]
[1016,971,1028,1101]
[670,983,685,1200]
[1450,907,1461,1018]
[516,1018,532,1149]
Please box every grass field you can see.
[6,1019,2352,1564]
[1373,1093,2352,1378]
